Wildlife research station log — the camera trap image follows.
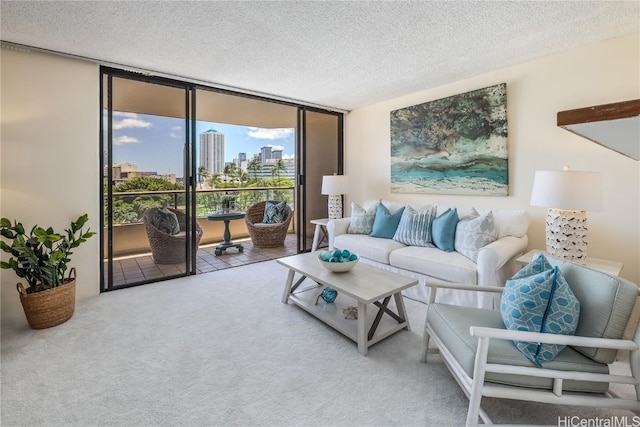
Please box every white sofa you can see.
[327,200,530,309]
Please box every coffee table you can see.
[278,251,418,356]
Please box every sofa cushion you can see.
[393,205,436,247]
[347,202,377,234]
[334,234,406,265]
[454,210,498,262]
[370,203,405,239]
[428,303,609,393]
[547,255,638,364]
[431,208,459,252]
[501,259,580,366]
[390,246,477,285]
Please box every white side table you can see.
[310,218,330,252]
[515,249,623,276]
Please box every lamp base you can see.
[545,208,588,264]
[328,195,342,220]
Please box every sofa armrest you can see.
[425,281,504,303]
[476,235,528,287]
[326,217,351,250]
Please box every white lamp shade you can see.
[530,170,603,211]
[321,175,349,195]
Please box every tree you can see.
[197,166,209,189]
[112,177,183,224]
[271,159,287,179]
[223,163,238,183]
[247,158,262,181]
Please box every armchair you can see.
[143,207,203,264]
[245,200,292,248]
[420,254,640,426]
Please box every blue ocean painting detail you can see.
[390,83,508,196]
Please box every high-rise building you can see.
[260,145,272,163]
[271,149,282,160]
[236,152,246,169]
[200,129,225,174]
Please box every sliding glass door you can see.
[101,68,343,292]
[101,69,196,290]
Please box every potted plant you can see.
[220,195,236,213]
[0,214,95,329]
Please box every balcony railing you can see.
[105,186,295,257]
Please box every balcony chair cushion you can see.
[501,257,580,365]
[263,201,287,224]
[392,205,436,247]
[347,202,377,234]
[370,203,405,239]
[429,303,609,393]
[454,210,498,262]
[151,207,180,235]
[431,208,459,252]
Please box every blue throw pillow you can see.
[263,201,287,224]
[431,208,459,252]
[393,205,436,247]
[501,254,580,366]
[370,203,405,239]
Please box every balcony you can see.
[104,186,306,287]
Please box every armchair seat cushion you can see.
[428,303,609,393]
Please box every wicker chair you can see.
[245,200,292,248]
[143,208,203,264]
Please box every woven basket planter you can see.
[17,267,76,329]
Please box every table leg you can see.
[394,292,411,331]
[311,224,321,252]
[357,301,368,356]
[281,269,295,304]
[222,220,231,244]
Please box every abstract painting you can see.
[390,83,508,196]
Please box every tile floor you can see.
[106,233,308,288]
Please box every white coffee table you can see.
[278,251,418,356]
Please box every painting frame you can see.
[390,83,508,196]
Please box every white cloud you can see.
[282,153,295,160]
[170,126,182,138]
[112,113,152,130]
[248,127,293,140]
[113,135,140,145]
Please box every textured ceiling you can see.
[1,1,639,111]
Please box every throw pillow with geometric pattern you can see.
[347,202,377,234]
[263,201,287,224]
[501,262,580,366]
[151,207,180,235]
[454,210,498,262]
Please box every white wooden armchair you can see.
[420,254,640,426]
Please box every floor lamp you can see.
[321,174,349,220]
[530,166,602,263]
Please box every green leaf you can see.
[0,218,11,227]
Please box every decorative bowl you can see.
[317,250,359,273]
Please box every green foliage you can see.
[0,214,96,293]
[112,177,183,224]
[115,177,182,192]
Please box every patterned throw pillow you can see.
[263,201,287,224]
[454,210,497,262]
[431,208,459,252]
[347,202,377,234]
[370,203,405,239]
[393,205,436,247]
[501,254,580,366]
[151,207,180,235]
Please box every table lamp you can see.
[321,174,349,220]
[530,166,602,263]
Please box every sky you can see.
[110,112,295,176]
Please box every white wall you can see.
[344,33,640,284]
[1,48,100,326]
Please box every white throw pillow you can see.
[348,202,377,234]
[454,210,498,262]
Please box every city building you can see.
[199,129,225,175]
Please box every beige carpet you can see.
[1,260,636,426]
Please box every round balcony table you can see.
[207,211,246,255]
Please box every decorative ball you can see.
[321,287,338,303]
[317,250,359,273]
